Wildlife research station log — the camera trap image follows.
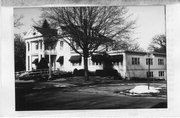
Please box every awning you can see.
[91,55,103,62]
[110,55,123,62]
[57,56,64,64]
[32,58,38,65]
[69,55,81,63]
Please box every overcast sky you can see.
[14,6,165,51]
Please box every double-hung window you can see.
[132,57,140,65]
[158,59,164,65]
[159,71,164,77]
[146,58,153,65]
[147,71,153,77]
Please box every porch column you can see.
[38,40,41,62]
[42,40,45,58]
[29,41,32,71]
[26,42,28,71]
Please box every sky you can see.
[14,6,165,51]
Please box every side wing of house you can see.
[125,51,166,80]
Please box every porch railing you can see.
[15,69,49,80]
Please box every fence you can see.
[15,69,49,80]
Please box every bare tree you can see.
[14,34,26,71]
[14,14,26,72]
[148,34,166,53]
[14,15,23,28]
[111,38,143,51]
[41,7,136,80]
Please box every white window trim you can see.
[132,57,140,65]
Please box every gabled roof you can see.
[33,26,57,37]
[23,27,42,40]
[24,20,58,40]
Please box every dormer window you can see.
[33,32,36,35]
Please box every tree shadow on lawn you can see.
[62,76,123,86]
[151,102,167,108]
[15,76,167,110]
[54,77,166,93]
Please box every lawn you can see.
[15,76,167,110]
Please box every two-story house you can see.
[24,21,166,80]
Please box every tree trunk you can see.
[83,56,89,81]
[48,46,52,80]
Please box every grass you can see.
[15,76,167,110]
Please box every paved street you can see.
[15,79,167,110]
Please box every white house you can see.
[24,24,166,80]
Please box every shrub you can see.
[73,69,95,76]
[73,69,84,76]
[72,68,121,78]
[130,77,146,81]
[95,70,104,76]
[36,58,49,70]
[36,75,48,82]
[73,68,78,75]
[95,69,120,77]
[60,72,73,78]
[105,69,119,77]
[130,77,165,82]
[52,70,73,78]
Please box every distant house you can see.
[24,22,166,80]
